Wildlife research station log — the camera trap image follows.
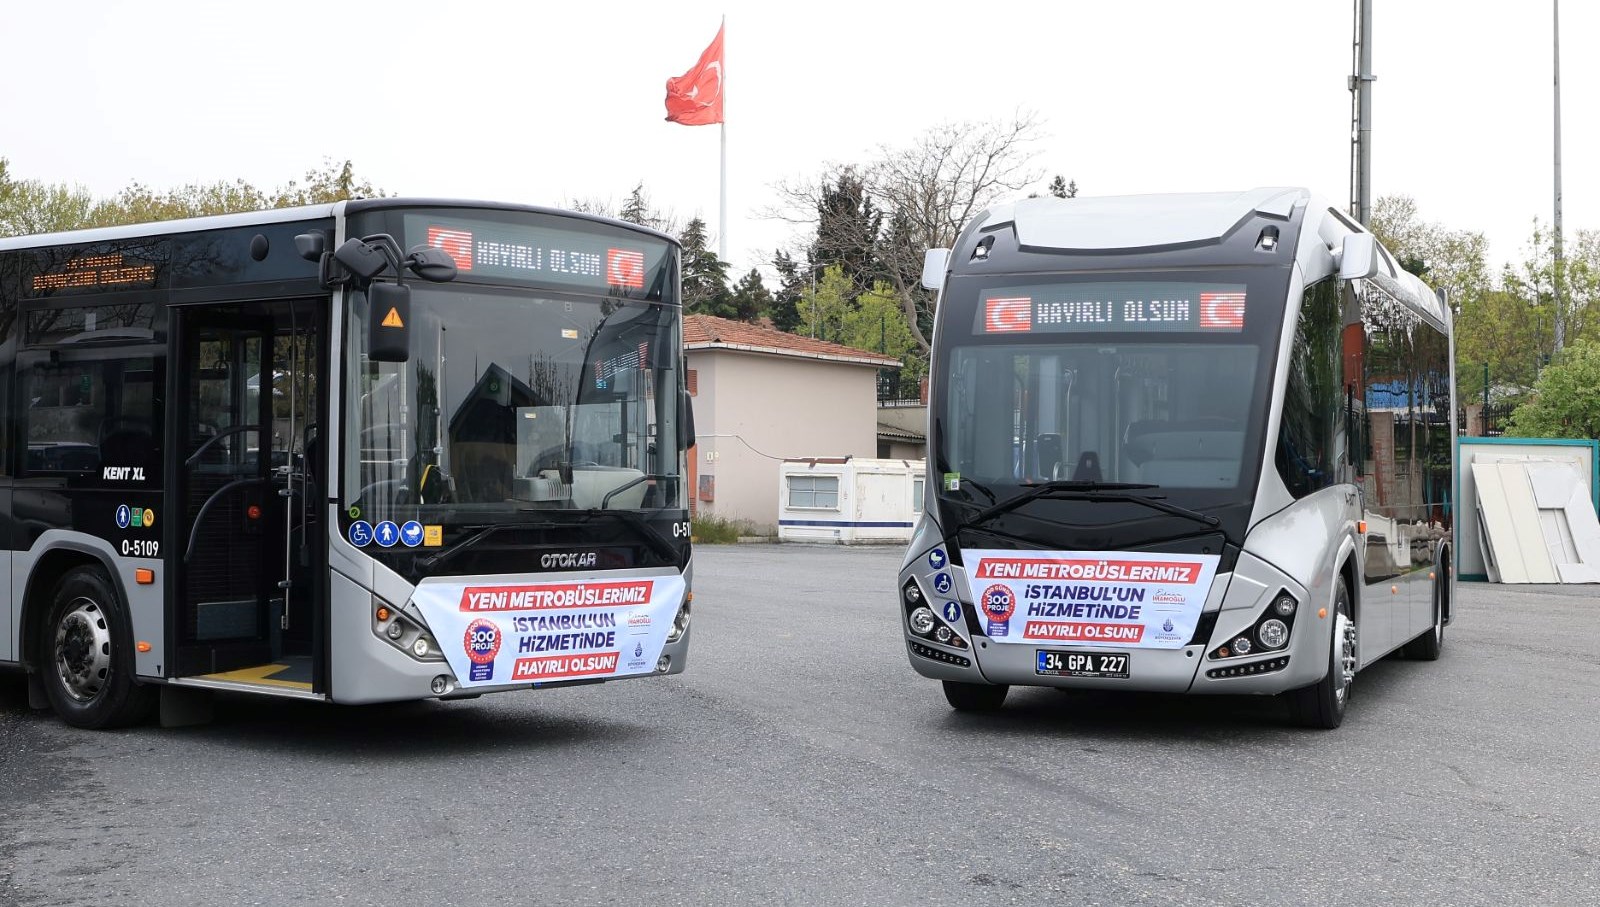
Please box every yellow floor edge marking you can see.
[196,664,314,691]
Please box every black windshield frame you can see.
[930,266,1291,552]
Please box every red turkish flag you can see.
[664,25,724,125]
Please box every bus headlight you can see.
[1273,595,1297,616]
[909,607,936,636]
[667,600,691,643]
[903,580,923,606]
[411,637,430,658]
[1258,619,1289,649]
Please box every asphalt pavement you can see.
[1,544,1597,906]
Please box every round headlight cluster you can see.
[909,607,937,635]
[1273,595,1297,616]
[1258,619,1289,649]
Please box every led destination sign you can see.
[402,213,670,297]
[979,282,1248,335]
[32,254,157,293]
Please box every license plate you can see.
[1036,649,1130,678]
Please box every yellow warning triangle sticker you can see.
[381,307,404,328]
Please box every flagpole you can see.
[718,15,728,263]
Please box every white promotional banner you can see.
[963,550,1220,649]
[411,574,686,688]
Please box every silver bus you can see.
[0,199,694,728]
[899,188,1453,728]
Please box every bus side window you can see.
[23,356,162,485]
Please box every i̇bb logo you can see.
[463,618,501,665]
[981,585,1015,622]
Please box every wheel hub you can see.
[1334,611,1356,703]
[53,599,111,703]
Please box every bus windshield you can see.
[342,282,685,548]
[933,268,1286,544]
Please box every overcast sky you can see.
[1,1,1591,282]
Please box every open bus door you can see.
[166,299,326,695]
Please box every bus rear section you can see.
[899,188,1454,728]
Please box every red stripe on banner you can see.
[459,581,654,611]
[976,558,1202,584]
[1024,621,1146,643]
[512,653,619,680]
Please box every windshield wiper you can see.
[957,480,1220,536]
[908,480,1223,571]
[417,524,515,570]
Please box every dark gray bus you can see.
[0,199,694,728]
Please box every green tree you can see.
[797,265,920,369]
[1456,289,1541,401]
[812,168,882,300]
[774,112,1046,353]
[1504,220,1600,357]
[0,158,98,235]
[1369,195,1491,313]
[1507,340,1600,439]
[767,250,805,333]
[0,157,386,238]
[727,268,772,323]
[679,217,732,316]
[569,181,680,235]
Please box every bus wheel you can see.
[1402,579,1445,661]
[1287,580,1355,730]
[942,680,1008,712]
[38,567,153,730]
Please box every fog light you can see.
[1273,595,1297,616]
[386,621,404,640]
[909,607,936,635]
[656,655,671,673]
[1233,636,1252,655]
[411,637,430,657]
[431,675,450,695]
[935,625,953,643]
[1259,619,1289,649]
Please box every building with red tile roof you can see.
[684,315,901,532]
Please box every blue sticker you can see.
[942,601,962,623]
[933,572,952,595]
[928,548,947,570]
[400,521,424,547]
[375,521,400,548]
[115,504,131,530]
[348,520,374,547]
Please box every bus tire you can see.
[1402,579,1445,661]
[1287,579,1354,730]
[942,680,1008,712]
[38,566,153,730]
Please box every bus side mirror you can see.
[367,282,411,362]
[406,245,458,283]
[335,238,391,280]
[679,388,696,454]
[1338,234,1379,281]
[921,248,950,291]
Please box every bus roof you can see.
[0,197,680,253]
[985,187,1307,253]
